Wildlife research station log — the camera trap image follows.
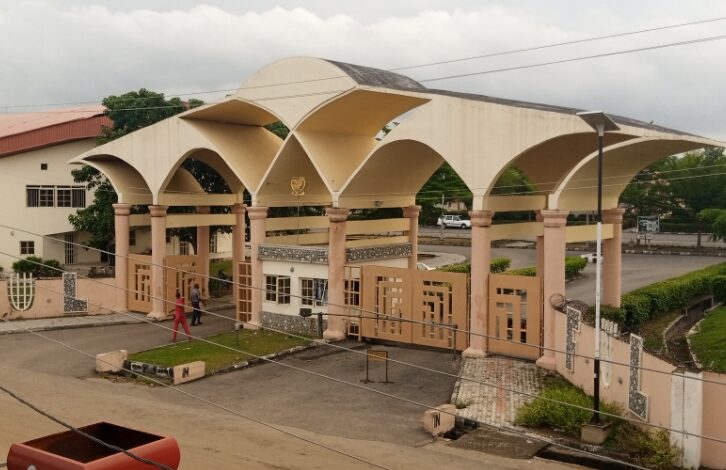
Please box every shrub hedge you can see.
[602,262,726,327]
[504,256,586,280]
[437,257,511,274]
[12,256,62,278]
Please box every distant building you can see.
[0,106,110,270]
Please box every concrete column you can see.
[324,207,350,341]
[231,204,246,318]
[536,209,568,371]
[403,205,421,271]
[112,203,131,313]
[247,206,267,329]
[196,206,211,300]
[602,208,625,307]
[536,212,545,277]
[148,205,168,320]
[463,210,493,358]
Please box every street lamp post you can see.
[576,111,620,424]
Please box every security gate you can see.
[360,266,468,351]
[488,274,543,360]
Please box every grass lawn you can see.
[129,329,310,372]
[210,259,232,278]
[689,306,726,372]
[638,310,681,353]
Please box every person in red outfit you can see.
[171,290,191,342]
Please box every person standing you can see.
[190,283,203,326]
[171,290,191,342]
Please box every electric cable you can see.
[4,223,726,387]
[1,311,657,470]
[6,252,726,447]
[0,384,174,470]
[0,317,392,470]
[5,14,726,111]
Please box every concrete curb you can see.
[121,341,323,383]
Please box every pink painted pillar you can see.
[324,207,350,341]
[113,203,131,313]
[148,205,168,320]
[463,210,493,358]
[536,212,545,277]
[536,209,568,370]
[231,203,246,318]
[196,206,211,300]
[403,205,421,271]
[603,208,625,307]
[247,206,267,329]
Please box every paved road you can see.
[422,244,723,304]
[420,226,726,248]
[0,313,581,469]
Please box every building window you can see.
[57,186,72,207]
[71,187,85,207]
[209,232,218,253]
[345,279,361,307]
[265,275,290,304]
[26,185,84,208]
[179,241,189,255]
[129,230,136,246]
[40,163,48,170]
[301,278,327,307]
[20,241,34,255]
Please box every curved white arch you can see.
[552,136,718,211]
[79,155,152,205]
[338,139,445,209]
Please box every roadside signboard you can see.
[637,215,660,233]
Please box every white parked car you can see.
[436,214,471,229]
[580,253,603,263]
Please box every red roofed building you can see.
[0,106,110,269]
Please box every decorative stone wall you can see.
[346,244,412,263]
[62,272,88,313]
[260,310,327,337]
[565,305,581,371]
[258,245,328,264]
[257,243,412,265]
[629,334,649,420]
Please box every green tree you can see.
[699,208,726,242]
[70,90,204,251]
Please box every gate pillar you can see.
[247,206,267,329]
[536,209,568,370]
[196,206,211,300]
[113,203,131,313]
[324,207,350,341]
[148,205,168,320]
[403,205,421,271]
[603,208,625,307]
[463,210,493,358]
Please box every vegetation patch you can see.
[504,256,586,280]
[690,306,726,372]
[516,375,677,469]
[437,257,511,274]
[129,329,310,373]
[601,262,726,328]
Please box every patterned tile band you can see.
[628,334,649,420]
[257,243,412,264]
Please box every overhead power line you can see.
[0,384,174,470]
[2,14,726,111]
[4,223,726,387]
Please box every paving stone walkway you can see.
[451,356,544,428]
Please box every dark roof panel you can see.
[325,60,426,92]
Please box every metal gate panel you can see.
[165,255,201,314]
[128,255,152,313]
[236,259,252,323]
[412,270,468,351]
[360,266,468,351]
[361,266,413,344]
[488,274,542,360]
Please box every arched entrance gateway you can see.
[71,56,722,360]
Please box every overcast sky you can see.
[1,1,725,139]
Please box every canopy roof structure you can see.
[71,56,723,211]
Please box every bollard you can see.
[316,312,324,339]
